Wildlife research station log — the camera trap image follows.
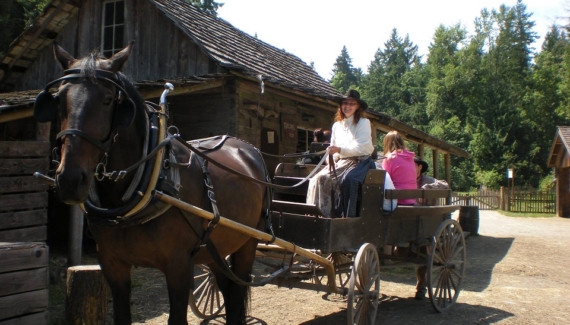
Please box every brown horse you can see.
[35,42,268,325]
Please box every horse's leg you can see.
[209,237,258,325]
[97,255,132,325]
[164,254,193,325]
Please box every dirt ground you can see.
[50,211,570,324]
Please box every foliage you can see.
[329,46,362,93]
[184,0,224,15]
[475,170,503,188]
[538,170,556,191]
[0,0,49,57]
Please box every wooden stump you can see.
[458,206,479,236]
[66,265,109,325]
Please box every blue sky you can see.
[218,0,566,79]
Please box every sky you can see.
[217,0,567,79]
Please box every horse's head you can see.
[34,41,137,204]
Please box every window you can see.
[101,0,125,58]
[296,128,314,153]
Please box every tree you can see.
[330,46,361,93]
[184,0,223,15]
[362,28,420,120]
[0,0,49,57]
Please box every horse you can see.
[34,41,269,325]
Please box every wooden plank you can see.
[0,176,48,194]
[0,243,48,273]
[0,159,49,176]
[0,193,48,212]
[0,226,47,242]
[0,210,47,230]
[272,200,322,216]
[389,205,459,218]
[0,311,47,325]
[0,289,48,321]
[0,142,50,158]
[385,189,451,200]
[0,268,48,297]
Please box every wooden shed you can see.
[547,126,570,218]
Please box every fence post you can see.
[500,186,505,210]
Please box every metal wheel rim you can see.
[427,219,466,312]
[347,243,380,325]
[188,265,225,319]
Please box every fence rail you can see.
[450,188,555,214]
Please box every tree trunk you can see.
[66,265,109,325]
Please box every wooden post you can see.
[418,144,425,159]
[444,153,451,186]
[66,265,110,325]
[68,205,84,266]
[557,167,570,218]
[500,186,505,210]
[432,149,439,179]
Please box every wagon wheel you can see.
[347,243,380,325]
[315,253,353,289]
[427,219,466,312]
[188,265,224,319]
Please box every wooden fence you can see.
[451,187,556,214]
[506,190,556,213]
[451,189,500,210]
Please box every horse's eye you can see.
[103,98,113,105]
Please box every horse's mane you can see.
[76,51,145,109]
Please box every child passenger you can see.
[381,131,417,205]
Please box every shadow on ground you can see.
[297,294,514,325]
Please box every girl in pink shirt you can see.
[381,131,417,205]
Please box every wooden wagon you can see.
[157,162,466,324]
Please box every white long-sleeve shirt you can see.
[330,116,374,159]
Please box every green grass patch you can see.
[498,210,556,218]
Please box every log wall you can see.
[0,242,48,325]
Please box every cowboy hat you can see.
[335,89,368,110]
[414,156,429,174]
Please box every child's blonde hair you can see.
[382,131,406,156]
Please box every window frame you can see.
[101,0,125,58]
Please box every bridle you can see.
[34,68,136,155]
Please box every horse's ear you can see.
[109,41,135,72]
[53,41,76,70]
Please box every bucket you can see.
[458,206,479,235]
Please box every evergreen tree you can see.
[363,28,420,119]
[330,46,361,93]
[185,0,223,15]
[0,0,49,57]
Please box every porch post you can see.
[432,149,439,179]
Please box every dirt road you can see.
[122,211,569,324]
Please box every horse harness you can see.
[34,68,322,287]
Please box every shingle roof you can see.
[547,126,570,167]
[148,0,340,99]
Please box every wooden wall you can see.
[235,80,335,153]
[14,0,218,91]
[167,85,236,140]
[0,242,49,325]
[0,142,50,241]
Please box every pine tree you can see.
[362,28,420,119]
[330,46,360,93]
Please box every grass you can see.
[498,210,556,218]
